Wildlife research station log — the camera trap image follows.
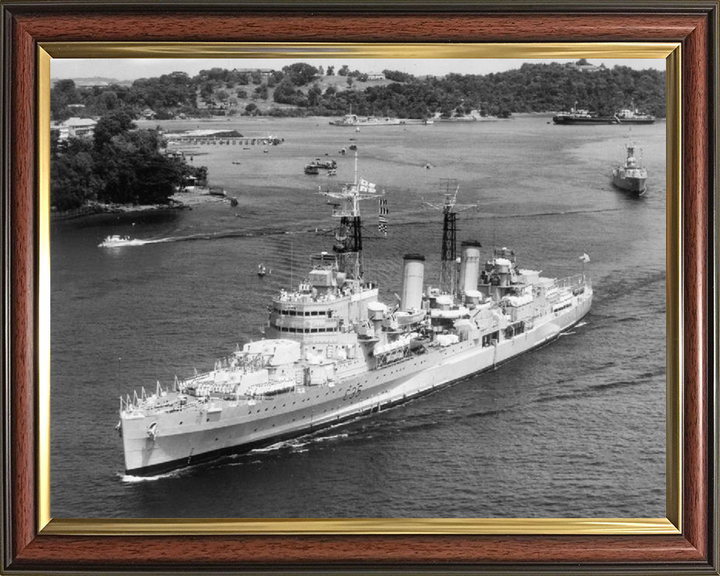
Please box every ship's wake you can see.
[249,432,351,455]
[117,470,185,483]
[100,227,325,249]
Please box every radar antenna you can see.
[423,179,478,295]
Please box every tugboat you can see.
[118,160,593,476]
[612,143,647,195]
[553,103,617,125]
[614,107,656,125]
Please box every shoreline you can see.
[50,190,230,221]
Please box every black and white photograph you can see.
[49,56,666,520]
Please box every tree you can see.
[327,65,335,76]
[338,65,350,76]
[308,84,322,107]
[281,63,319,86]
[273,79,299,104]
[95,128,185,205]
[267,71,284,88]
[93,109,136,152]
[382,69,414,83]
[50,79,81,121]
[99,91,120,112]
[51,110,199,210]
[50,137,102,210]
[199,82,214,104]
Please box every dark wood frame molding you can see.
[1,1,717,574]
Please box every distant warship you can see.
[613,143,647,195]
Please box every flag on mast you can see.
[378,198,388,235]
[359,178,376,193]
[578,253,590,263]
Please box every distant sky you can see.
[51,58,665,81]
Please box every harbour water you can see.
[51,115,666,518]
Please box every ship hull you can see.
[121,295,592,476]
[615,118,655,125]
[552,116,617,125]
[613,174,647,195]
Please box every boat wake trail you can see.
[102,227,324,248]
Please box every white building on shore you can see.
[53,117,98,140]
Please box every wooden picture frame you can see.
[1,1,717,573]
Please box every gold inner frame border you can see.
[36,41,682,536]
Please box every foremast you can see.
[320,152,380,287]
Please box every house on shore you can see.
[53,117,98,140]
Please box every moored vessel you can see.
[553,104,617,125]
[118,164,593,476]
[613,108,655,125]
[329,114,404,127]
[612,143,647,195]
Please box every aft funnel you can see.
[401,254,425,310]
[459,240,482,294]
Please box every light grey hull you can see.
[613,173,647,195]
[121,296,591,475]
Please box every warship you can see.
[118,170,593,476]
[612,143,647,195]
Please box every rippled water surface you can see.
[51,115,666,518]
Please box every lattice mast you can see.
[319,152,379,284]
[423,180,477,295]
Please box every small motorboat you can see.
[98,235,145,248]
